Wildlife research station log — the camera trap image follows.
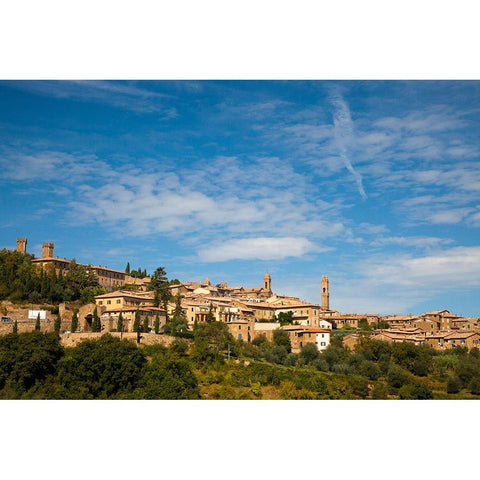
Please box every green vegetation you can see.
[2,322,480,399]
[125,262,147,278]
[0,249,103,304]
[117,312,124,333]
[148,267,171,315]
[0,332,199,399]
[91,307,101,332]
[54,314,61,334]
[71,310,79,333]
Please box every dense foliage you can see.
[0,249,104,304]
[0,332,200,399]
[2,328,480,399]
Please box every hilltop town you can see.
[2,237,479,353]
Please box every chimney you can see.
[16,237,27,254]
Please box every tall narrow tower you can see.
[16,237,27,254]
[263,272,272,293]
[321,274,330,310]
[42,242,54,258]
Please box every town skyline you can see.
[1,81,480,316]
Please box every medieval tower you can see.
[321,274,329,310]
[16,237,27,254]
[42,242,54,258]
[263,272,272,293]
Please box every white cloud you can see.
[1,81,176,115]
[360,246,480,288]
[329,90,368,200]
[370,235,453,248]
[197,237,319,262]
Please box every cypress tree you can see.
[206,303,215,322]
[133,309,141,332]
[117,312,123,332]
[154,313,160,334]
[71,310,78,333]
[54,314,61,334]
[13,320,18,334]
[35,313,41,331]
[143,315,149,333]
[125,262,130,274]
[92,307,100,332]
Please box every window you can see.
[107,300,111,305]
[99,301,103,305]
[321,342,326,346]
[308,333,311,338]
[238,326,241,330]
[117,299,121,304]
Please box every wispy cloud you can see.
[329,89,367,200]
[1,80,177,115]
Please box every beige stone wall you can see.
[59,332,178,348]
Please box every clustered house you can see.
[9,237,480,353]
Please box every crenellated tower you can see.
[16,237,27,254]
[321,274,329,310]
[42,242,54,258]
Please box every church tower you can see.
[263,272,272,293]
[204,277,211,286]
[321,274,329,310]
[16,237,27,254]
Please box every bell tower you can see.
[263,272,272,293]
[42,242,54,258]
[321,274,329,310]
[16,237,27,254]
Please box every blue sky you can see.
[1,80,480,316]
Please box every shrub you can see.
[300,343,319,365]
[312,358,329,372]
[398,382,433,400]
[468,376,480,395]
[273,330,292,353]
[446,375,462,394]
[358,360,381,380]
[348,375,369,398]
[265,345,288,365]
[387,364,411,389]
[371,382,389,399]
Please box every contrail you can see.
[329,90,367,200]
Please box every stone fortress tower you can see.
[16,237,27,254]
[263,272,272,293]
[42,242,54,258]
[321,274,329,310]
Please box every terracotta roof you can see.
[444,331,480,340]
[299,328,331,334]
[88,265,125,275]
[95,290,154,299]
[32,257,70,264]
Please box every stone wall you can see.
[59,332,178,348]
